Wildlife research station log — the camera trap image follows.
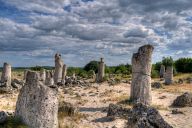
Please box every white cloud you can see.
[0,0,192,66]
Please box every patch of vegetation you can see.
[0,116,28,128]
[175,58,192,73]
[117,97,133,106]
[151,104,169,110]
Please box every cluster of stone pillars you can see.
[15,71,58,128]
[53,53,67,85]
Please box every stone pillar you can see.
[40,69,46,83]
[23,69,29,81]
[130,45,154,105]
[97,58,105,83]
[160,65,165,78]
[92,70,96,82]
[15,71,58,128]
[45,70,54,86]
[54,53,63,84]
[1,63,11,87]
[164,66,173,85]
[61,64,67,85]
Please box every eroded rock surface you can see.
[172,92,192,107]
[107,104,131,119]
[15,71,58,128]
[127,103,172,128]
[131,45,154,105]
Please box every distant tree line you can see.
[5,57,191,79]
[152,57,192,78]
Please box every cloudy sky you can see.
[0,0,192,67]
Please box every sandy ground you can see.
[1,83,192,128]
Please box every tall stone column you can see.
[61,64,67,85]
[54,53,63,84]
[1,62,11,87]
[15,71,58,128]
[97,58,105,83]
[45,70,54,86]
[160,65,165,78]
[23,69,29,81]
[164,66,173,85]
[40,69,46,83]
[130,45,154,105]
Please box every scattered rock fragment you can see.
[172,109,184,115]
[172,92,192,107]
[127,103,173,128]
[0,111,9,124]
[107,104,131,119]
[152,82,163,89]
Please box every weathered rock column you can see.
[23,69,29,81]
[61,64,67,85]
[15,71,58,128]
[40,69,46,83]
[164,66,173,85]
[1,63,11,87]
[97,58,105,83]
[130,45,154,105]
[91,70,96,82]
[160,65,165,78]
[45,70,54,86]
[54,53,63,84]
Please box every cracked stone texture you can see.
[131,45,154,105]
[15,71,58,128]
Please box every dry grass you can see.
[158,84,192,94]
[174,73,192,80]
[151,104,169,110]
[58,111,87,128]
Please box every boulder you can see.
[172,92,192,107]
[127,103,172,128]
[107,104,131,119]
[186,77,192,84]
[0,111,9,124]
[11,79,24,89]
[151,82,163,89]
[178,79,184,84]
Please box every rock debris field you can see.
[0,45,192,128]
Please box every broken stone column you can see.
[23,69,29,81]
[160,65,165,78]
[1,63,11,88]
[61,64,67,85]
[40,69,46,83]
[15,71,58,128]
[164,66,173,85]
[97,58,105,83]
[45,70,54,86]
[54,53,63,84]
[130,45,154,105]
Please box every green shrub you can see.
[0,117,28,128]
[151,69,159,78]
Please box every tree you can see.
[175,58,192,73]
[84,61,99,73]
[162,57,174,67]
